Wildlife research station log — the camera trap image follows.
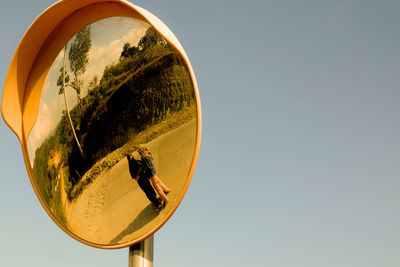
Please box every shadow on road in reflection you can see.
[110,203,159,244]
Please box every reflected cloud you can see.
[83,27,148,91]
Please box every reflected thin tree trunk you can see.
[62,45,84,157]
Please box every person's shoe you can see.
[156,201,166,211]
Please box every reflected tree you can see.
[57,26,92,158]
[68,26,92,108]
[138,27,165,50]
[121,42,139,59]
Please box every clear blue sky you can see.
[1,0,400,266]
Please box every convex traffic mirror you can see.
[2,0,201,249]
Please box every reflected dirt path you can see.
[65,119,196,245]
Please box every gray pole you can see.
[129,235,154,267]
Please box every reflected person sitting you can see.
[137,144,170,205]
[127,153,165,210]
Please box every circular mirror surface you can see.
[26,16,199,247]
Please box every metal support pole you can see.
[129,235,154,267]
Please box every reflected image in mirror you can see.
[26,16,197,246]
